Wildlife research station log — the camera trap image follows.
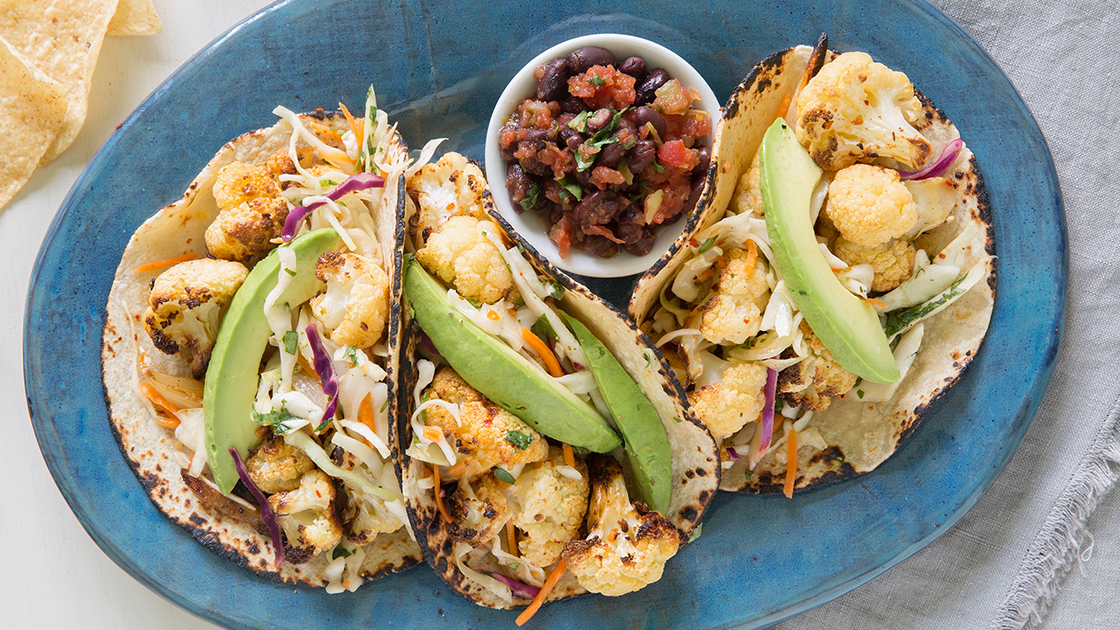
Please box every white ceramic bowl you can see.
[485,33,721,278]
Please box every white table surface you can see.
[4,1,1117,629]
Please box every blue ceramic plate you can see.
[25,0,1065,628]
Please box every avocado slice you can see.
[760,119,900,384]
[204,228,341,493]
[403,256,621,453]
[559,312,672,513]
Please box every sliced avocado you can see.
[403,256,621,453]
[760,120,900,383]
[204,229,341,493]
[559,312,672,514]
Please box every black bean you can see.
[621,228,656,256]
[581,234,619,258]
[635,68,670,104]
[506,163,532,206]
[684,177,705,215]
[559,94,589,114]
[558,126,583,152]
[627,139,658,173]
[694,144,711,176]
[573,190,623,226]
[536,58,570,102]
[618,56,645,77]
[573,166,592,187]
[586,108,613,132]
[626,106,666,140]
[596,140,627,169]
[523,128,550,145]
[568,47,617,74]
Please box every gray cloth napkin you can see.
[769,1,1120,628]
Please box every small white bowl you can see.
[485,33,721,278]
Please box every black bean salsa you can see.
[499,45,712,260]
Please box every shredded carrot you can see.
[508,308,518,318]
[521,328,564,378]
[783,429,798,499]
[487,310,500,321]
[358,392,377,443]
[297,353,321,384]
[744,238,758,271]
[154,415,180,429]
[131,252,200,274]
[422,426,442,443]
[339,102,362,144]
[506,520,519,557]
[448,461,469,477]
[866,297,887,309]
[562,443,576,469]
[516,559,567,626]
[778,91,793,120]
[433,465,451,522]
[309,120,345,145]
[140,381,180,428]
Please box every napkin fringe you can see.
[990,392,1120,630]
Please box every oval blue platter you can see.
[25,0,1065,628]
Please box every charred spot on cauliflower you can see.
[513,446,590,568]
[562,455,679,597]
[406,152,491,248]
[425,368,549,477]
[834,237,915,293]
[143,258,248,378]
[268,469,343,565]
[688,360,769,442]
[824,164,917,248]
[329,449,404,544]
[795,51,933,171]
[206,161,291,263]
[416,215,514,305]
[444,474,509,547]
[778,325,858,412]
[698,247,771,346]
[309,251,390,349]
[246,433,315,495]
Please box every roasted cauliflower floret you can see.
[206,161,290,263]
[824,164,917,248]
[795,51,933,171]
[562,456,679,597]
[777,325,858,413]
[688,359,769,442]
[330,451,404,544]
[444,474,509,547]
[513,447,589,568]
[425,368,549,477]
[268,470,343,564]
[834,237,916,293]
[308,251,389,349]
[407,152,490,247]
[246,434,315,494]
[698,247,771,345]
[730,150,763,217]
[143,258,249,378]
[416,215,513,305]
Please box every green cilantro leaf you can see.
[493,467,516,484]
[505,430,534,450]
[283,331,299,355]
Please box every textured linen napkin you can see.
[768,1,1120,628]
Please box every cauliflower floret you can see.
[143,258,249,378]
[416,215,513,305]
[698,247,771,345]
[406,152,490,247]
[795,51,933,171]
[308,251,389,349]
[730,149,763,217]
[824,164,917,248]
[206,161,290,263]
[246,433,315,494]
[445,474,509,547]
[330,451,404,544]
[688,360,769,442]
[513,446,589,568]
[425,368,549,477]
[562,456,679,597]
[834,237,915,293]
[268,470,343,564]
[777,324,858,413]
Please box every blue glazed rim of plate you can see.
[24,0,1066,629]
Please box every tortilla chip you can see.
[0,0,118,165]
[0,36,66,210]
[107,0,161,36]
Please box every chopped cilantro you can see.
[252,407,299,434]
[555,175,584,202]
[505,430,534,450]
[284,267,297,276]
[568,110,592,133]
[652,160,665,173]
[774,397,783,413]
[883,275,968,337]
[380,399,389,413]
[333,546,354,559]
[283,330,298,355]
[697,237,716,254]
[545,279,565,300]
[744,469,753,480]
[589,74,605,87]
[531,314,558,346]
[519,181,541,212]
[857,390,865,399]
[493,467,516,484]
[345,345,360,366]
[466,297,482,309]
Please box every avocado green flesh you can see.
[560,313,672,514]
[760,120,900,384]
[403,257,621,453]
[204,229,341,494]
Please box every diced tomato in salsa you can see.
[568,65,636,111]
[657,140,699,171]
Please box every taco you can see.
[396,152,718,617]
[101,90,423,590]
[630,38,995,495]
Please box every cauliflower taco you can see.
[396,153,719,619]
[101,90,425,589]
[630,38,995,495]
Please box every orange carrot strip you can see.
[297,353,321,384]
[154,415,180,429]
[131,252,200,274]
[516,559,567,626]
[866,297,887,309]
[778,91,793,120]
[744,238,758,271]
[433,465,451,522]
[140,381,181,429]
[339,103,362,143]
[521,328,564,378]
[506,520,519,557]
[487,310,500,321]
[422,426,442,443]
[309,120,344,145]
[562,443,576,469]
[783,429,798,499]
[357,392,377,446]
[448,461,469,477]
